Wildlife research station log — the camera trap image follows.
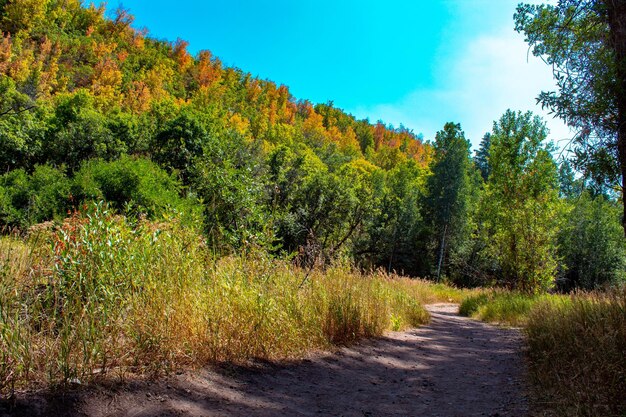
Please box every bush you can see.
[0,165,71,228]
[72,156,201,223]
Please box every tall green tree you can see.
[424,122,473,280]
[362,160,425,275]
[558,191,626,290]
[515,0,626,233]
[474,132,492,181]
[557,159,586,198]
[481,110,561,293]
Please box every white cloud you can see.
[348,28,572,150]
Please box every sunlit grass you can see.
[459,290,565,327]
[460,288,626,416]
[526,289,626,416]
[0,204,454,396]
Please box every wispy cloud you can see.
[348,28,572,150]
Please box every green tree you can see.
[151,109,208,182]
[0,75,45,171]
[45,91,126,171]
[558,191,626,290]
[424,122,473,281]
[557,159,583,198]
[192,130,271,251]
[481,110,561,293]
[515,0,626,233]
[474,132,492,181]
[361,160,425,275]
[0,75,35,118]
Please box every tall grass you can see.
[526,290,626,416]
[460,289,626,416]
[459,290,564,327]
[0,204,448,397]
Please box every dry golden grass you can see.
[526,289,626,416]
[460,288,626,416]
[0,205,458,397]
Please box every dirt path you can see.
[4,304,529,417]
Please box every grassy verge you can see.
[0,204,454,397]
[459,290,563,327]
[526,290,626,416]
[460,289,626,416]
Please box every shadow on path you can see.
[2,304,528,417]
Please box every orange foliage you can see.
[196,50,222,88]
[33,37,61,97]
[0,35,12,74]
[302,107,329,145]
[246,78,262,104]
[132,32,145,50]
[173,38,193,71]
[117,50,129,63]
[373,122,387,150]
[126,80,152,113]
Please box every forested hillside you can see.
[0,0,624,291]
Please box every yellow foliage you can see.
[1,0,50,34]
[0,35,12,74]
[146,62,175,101]
[302,109,329,144]
[229,113,251,136]
[91,58,123,108]
[338,127,361,153]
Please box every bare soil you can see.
[1,304,528,417]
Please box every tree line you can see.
[0,0,624,293]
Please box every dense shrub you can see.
[0,165,71,228]
[72,155,201,223]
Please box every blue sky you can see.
[108,0,568,148]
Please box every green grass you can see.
[460,288,626,416]
[0,204,455,397]
[459,290,560,327]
